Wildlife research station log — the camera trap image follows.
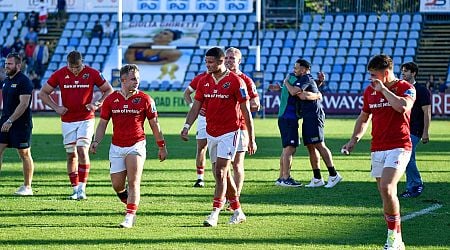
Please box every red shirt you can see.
[362,80,416,151]
[195,70,249,137]
[188,71,208,114]
[47,65,106,122]
[100,91,157,147]
[237,72,258,130]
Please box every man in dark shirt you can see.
[400,62,431,198]
[0,53,35,196]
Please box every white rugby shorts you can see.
[236,129,249,152]
[207,130,240,164]
[370,148,411,178]
[62,119,95,147]
[196,115,207,140]
[109,140,146,174]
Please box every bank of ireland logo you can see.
[196,0,219,11]
[167,0,189,10]
[137,0,160,10]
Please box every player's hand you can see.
[158,147,168,162]
[180,128,189,141]
[90,141,99,154]
[317,71,326,87]
[422,131,430,144]
[268,83,281,91]
[55,106,68,115]
[371,79,385,92]
[85,103,99,111]
[247,140,257,155]
[342,137,357,155]
[1,121,12,132]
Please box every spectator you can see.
[12,36,25,53]
[38,0,49,34]
[24,41,36,72]
[399,62,431,198]
[1,44,14,59]
[438,78,448,94]
[92,21,103,38]
[26,11,39,31]
[103,21,114,38]
[32,40,49,77]
[29,70,42,89]
[24,27,38,44]
[56,0,67,27]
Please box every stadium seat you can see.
[366,23,376,31]
[343,23,354,31]
[388,23,398,31]
[98,47,108,55]
[405,48,415,56]
[350,82,362,93]
[344,64,355,73]
[339,82,350,93]
[407,39,417,48]
[409,31,419,39]
[328,81,338,92]
[355,65,366,73]
[411,23,421,31]
[413,14,422,23]
[377,23,387,31]
[391,14,400,23]
[371,47,381,55]
[380,14,389,23]
[335,15,345,23]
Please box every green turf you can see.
[0,116,449,249]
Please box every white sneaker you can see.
[383,229,405,250]
[229,210,246,224]
[119,213,136,228]
[77,187,87,200]
[305,178,325,188]
[324,172,343,188]
[68,186,78,200]
[203,213,219,227]
[14,185,33,196]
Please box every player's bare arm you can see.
[181,100,202,141]
[342,111,371,153]
[90,118,109,154]
[283,77,302,96]
[149,117,167,162]
[240,101,257,155]
[297,90,322,100]
[1,94,32,133]
[250,96,261,112]
[38,84,68,115]
[87,82,114,111]
[183,87,194,108]
[371,79,414,113]
[422,104,431,143]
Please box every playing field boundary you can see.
[401,203,443,222]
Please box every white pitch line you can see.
[402,203,443,221]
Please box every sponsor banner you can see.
[142,90,189,112]
[420,0,450,13]
[1,91,449,116]
[263,91,450,116]
[0,0,252,13]
[102,21,204,88]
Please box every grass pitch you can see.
[0,116,449,249]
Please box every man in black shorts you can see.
[0,53,35,195]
